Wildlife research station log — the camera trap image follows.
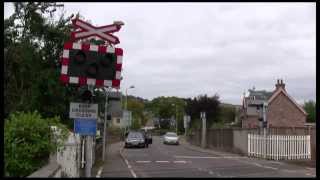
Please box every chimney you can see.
[275,79,286,91]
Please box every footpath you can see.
[93,141,132,177]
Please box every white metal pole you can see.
[175,105,178,135]
[201,112,206,148]
[263,102,267,158]
[125,88,128,111]
[85,136,93,177]
[85,85,94,177]
[103,88,109,161]
[81,137,85,168]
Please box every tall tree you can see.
[303,100,316,123]
[4,2,77,128]
[185,94,221,129]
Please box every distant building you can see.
[110,110,132,129]
[239,79,307,128]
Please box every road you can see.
[100,136,316,178]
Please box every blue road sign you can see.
[74,118,97,136]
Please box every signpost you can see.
[70,102,98,119]
[184,115,191,136]
[200,112,206,148]
[61,17,124,177]
[71,18,122,44]
[74,118,97,136]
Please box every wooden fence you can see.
[248,134,311,160]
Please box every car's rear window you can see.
[128,132,143,138]
[166,133,177,137]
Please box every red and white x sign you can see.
[71,18,121,44]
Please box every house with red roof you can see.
[240,79,307,128]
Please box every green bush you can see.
[4,111,68,177]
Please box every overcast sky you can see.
[4,2,316,105]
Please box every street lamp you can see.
[125,85,135,110]
[124,85,134,132]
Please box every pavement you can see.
[96,136,316,178]
[95,141,132,177]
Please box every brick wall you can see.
[206,129,234,151]
[242,116,260,128]
[267,92,306,127]
[310,127,316,161]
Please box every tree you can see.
[185,94,221,129]
[218,104,236,124]
[146,96,186,133]
[126,97,145,129]
[303,100,316,122]
[4,2,77,129]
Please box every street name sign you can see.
[74,118,97,136]
[69,102,98,119]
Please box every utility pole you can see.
[175,105,178,135]
[102,87,110,162]
[262,102,268,159]
[184,115,187,137]
[201,112,206,148]
[85,85,94,177]
[125,85,134,132]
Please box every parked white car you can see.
[163,132,179,145]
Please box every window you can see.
[117,118,120,124]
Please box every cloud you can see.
[4,2,316,104]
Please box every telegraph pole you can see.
[85,85,94,177]
[262,102,268,159]
[102,87,110,162]
[201,112,206,148]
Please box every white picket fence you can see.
[248,134,311,160]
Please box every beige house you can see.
[240,79,307,128]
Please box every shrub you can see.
[4,111,68,177]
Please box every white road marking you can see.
[173,161,187,163]
[270,161,283,165]
[248,162,278,170]
[263,166,278,170]
[130,169,137,178]
[136,161,151,163]
[119,147,137,178]
[174,155,245,159]
[156,161,170,163]
[96,166,103,177]
[306,167,315,171]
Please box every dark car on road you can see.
[125,131,148,148]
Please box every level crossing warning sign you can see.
[69,102,98,119]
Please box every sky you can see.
[4,2,316,105]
